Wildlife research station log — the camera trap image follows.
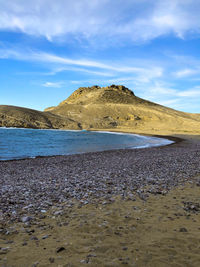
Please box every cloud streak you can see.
[135,81,200,112]
[0,47,200,112]
[42,81,64,88]
[0,0,200,42]
[0,47,163,82]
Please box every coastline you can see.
[0,131,200,266]
[0,128,176,162]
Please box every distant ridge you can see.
[1,85,200,134]
[0,105,81,129]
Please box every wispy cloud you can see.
[174,68,198,78]
[140,81,200,99]
[0,47,163,82]
[42,81,64,88]
[52,67,114,77]
[177,87,200,97]
[137,82,200,112]
[170,54,200,81]
[0,47,200,112]
[0,0,200,43]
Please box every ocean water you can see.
[0,128,173,161]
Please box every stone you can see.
[30,236,38,241]
[32,262,39,267]
[0,247,10,254]
[56,247,66,253]
[179,227,188,232]
[41,209,47,213]
[42,235,49,239]
[49,257,55,263]
[54,211,62,216]
[21,216,32,223]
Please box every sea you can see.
[0,128,173,161]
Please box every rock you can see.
[41,209,47,213]
[30,236,38,241]
[49,257,55,263]
[179,227,188,232]
[54,210,62,216]
[183,202,200,212]
[32,262,39,267]
[56,246,66,253]
[21,216,33,223]
[42,235,49,239]
[0,247,10,254]
[87,254,97,258]
[26,229,35,234]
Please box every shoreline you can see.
[0,132,200,220]
[0,128,179,162]
[1,131,200,266]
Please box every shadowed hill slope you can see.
[0,105,81,129]
[45,85,200,135]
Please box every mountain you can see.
[1,85,200,134]
[0,105,81,129]
[45,85,200,135]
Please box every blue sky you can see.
[0,0,200,113]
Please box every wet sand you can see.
[0,134,200,266]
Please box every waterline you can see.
[0,128,173,161]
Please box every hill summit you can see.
[65,85,135,105]
[44,85,200,134]
[0,84,200,134]
[46,85,137,109]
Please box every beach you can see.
[0,134,200,266]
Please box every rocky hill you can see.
[45,85,200,135]
[1,85,200,134]
[0,105,81,129]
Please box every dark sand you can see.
[0,134,200,266]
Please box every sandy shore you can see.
[0,134,200,266]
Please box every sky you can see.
[0,0,200,113]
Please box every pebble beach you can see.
[1,134,200,266]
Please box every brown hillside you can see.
[0,105,81,129]
[45,85,200,135]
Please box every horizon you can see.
[1,1,200,113]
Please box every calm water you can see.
[0,128,173,161]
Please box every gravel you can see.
[0,136,200,224]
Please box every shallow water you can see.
[0,128,173,160]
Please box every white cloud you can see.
[42,81,64,88]
[53,67,114,77]
[169,54,200,81]
[174,68,196,78]
[144,83,200,99]
[0,0,200,42]
[177,87,200,97]
[0,47,163,82]
[0,47,200,112]
[129,1,197,41]
[158,99,180,106]
[174,68,200,78]
[131,81,200,112]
